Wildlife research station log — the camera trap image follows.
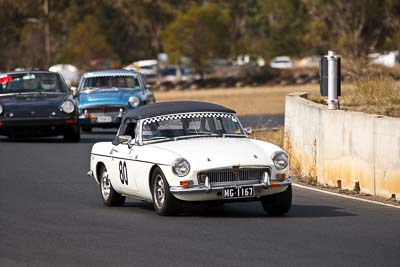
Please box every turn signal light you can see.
[87,114,95,119]
[180,180,193,187]
[65,118,77,124]
[275,173,287,181]
[0,121,3,127]
[271,181,279,187]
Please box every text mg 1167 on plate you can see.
[223,186,254,199]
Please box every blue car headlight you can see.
[129,96,140,107]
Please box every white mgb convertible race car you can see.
[87,101,292,216]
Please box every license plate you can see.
[223,186,254,199]
[97,116,112,123]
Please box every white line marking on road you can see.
[293,183,400,209]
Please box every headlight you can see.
[272,151,288,170]
[60,100,75,114]
[129,96,140,107]
[172,158,190,177]
[0,103,3,115]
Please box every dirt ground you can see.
[154,84,319,116]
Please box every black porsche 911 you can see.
[0,71,80,141]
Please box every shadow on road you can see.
[121,201,356,218]
[288,204,356,218]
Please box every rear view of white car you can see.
[87,101,292,216]
[270,56,293,69]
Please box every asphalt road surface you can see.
[1,130,400,267]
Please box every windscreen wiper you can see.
[143,136,173,143]
[174,133,219,141]
[222,133,246,138]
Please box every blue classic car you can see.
[77,69,155,131]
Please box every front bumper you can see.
[170,177,292,202]
[0,117,78,137]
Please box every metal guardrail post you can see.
[320,50,341,109]
[327,51,339,110]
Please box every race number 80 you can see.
[119,161,128,185]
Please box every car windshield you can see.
[81,75,141,90]
[0,73,68,94]
[142,112,245,142]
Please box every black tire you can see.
[81,126,92,133]
[151,167,181,216]
[99,164,125,207]
[64,126,81,142]
[261,185,292,216]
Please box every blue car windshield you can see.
[82,75,141,90]
[0,73,68,94]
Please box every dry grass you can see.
[249,128,284,148]
[341,76,400,117]
[309,65,400,118]
[155,84,319,116]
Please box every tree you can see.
[260,0,308,58]
[303,0,388,58]
[161,3,231,78]
[58,15,117,67]
[18,23,45,68]
[0,0,23,70]
[212,0,260,55]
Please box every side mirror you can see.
[118,135,132,145]
[244,127,253,134]
[112,135,132,146]
[71,86,80,97]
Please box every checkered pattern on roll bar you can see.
[83,72,139,78]
[143,112,234,125]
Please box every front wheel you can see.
[261,185,292,216]
[99,165,125,206]
[151,168,181,216]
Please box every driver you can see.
[40,77,57,91]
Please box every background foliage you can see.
[0,0,399,71]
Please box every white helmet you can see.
[40,77,56,90]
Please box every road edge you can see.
[292,183,400,209]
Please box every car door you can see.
[110,143,138,195]
[109,120,139,195]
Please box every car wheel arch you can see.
[96,162,106,183]
[149,164,160,191]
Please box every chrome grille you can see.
[84,106,124,114]
[198,167,269,185]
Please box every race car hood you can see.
[78,88,144,109]
[150,137,283,170]
[0,93,69,118]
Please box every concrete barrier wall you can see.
[284,92,400,198]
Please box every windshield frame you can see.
[137,112,247,145]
